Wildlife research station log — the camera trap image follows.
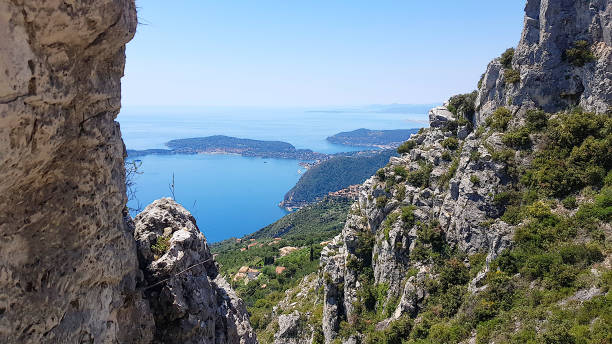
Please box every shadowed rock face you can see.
[0,1,155,343]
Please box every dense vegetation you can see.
[211,198,351,339]
[327,128,420,147]
[283,150,398,206]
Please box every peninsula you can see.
[326,128,420,148]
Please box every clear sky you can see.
[123,1,526,107]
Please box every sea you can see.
[118,106,431,242]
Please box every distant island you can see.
[127,135,327,160]
[326,128,420,148]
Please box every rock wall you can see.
[0,1,155,343]
[476,0,611,120]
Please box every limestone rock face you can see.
[273,311,313,344]
[317,2,612,340]
[0,1,156,343]
[134,198,257,344]
[476,0,611,121]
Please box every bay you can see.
[118,106,429,242]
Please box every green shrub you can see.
[526,109,548,131]
[470,175,481,185]
[376,195,388,209]
[439,157,459,189]
[152,235,171,256]
[490,148,515,164]
[500,48,515,69]
[485,107,512,131]
[441,150,452,161]
[441,137,459,150]
[395,184,406,201]
[376,168,386,181]
[439,258,470,290]
[562,196,577,209]
[565,40,595,67]
[393,166,408,179]
[576,186,612,222]
[398,140,416,154]
[407,163,433,188]
[443,120,459,133]
[447,91,478,121]
[521,111,612,197]
[470,150,481,161]
[502,127,531,148]
[401,206,416,228]
[504,68,520,84]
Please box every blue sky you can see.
[123,1,526,107]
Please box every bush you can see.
[504,68,520,84]
[407,163,433,188]
[376,196,388,209]
[485,107,512,131]
[439,258,470,290]
[152,235,171,256]
[441,137,459,150]
[500,48,515,69]
[441,150,452,161]
[470,175,481,185]
[562,196,577,209]
[395,184,406,201]
[401,206,416,228]
[470,150,481,161]
[526,109,548,131]
[447,91,478,122]
[502,127,531,148]
[565,40,595,67]
[522,111,612,197]
[393,166,408,179]
[439,157,459,189]
[398,140,417,154]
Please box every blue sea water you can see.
[118,106,429,242]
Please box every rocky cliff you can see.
[0,2,255,343]
[133,198,257,344]
[0,1,152,342]
[476,0,611,118]
[313,0,611,342]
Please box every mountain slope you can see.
[271,1,611,343]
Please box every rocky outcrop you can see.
[320,106,516,342]
[476,0,611,120]
[318,1,611,342]
[0,1,155,343]
[134,198,257,344]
